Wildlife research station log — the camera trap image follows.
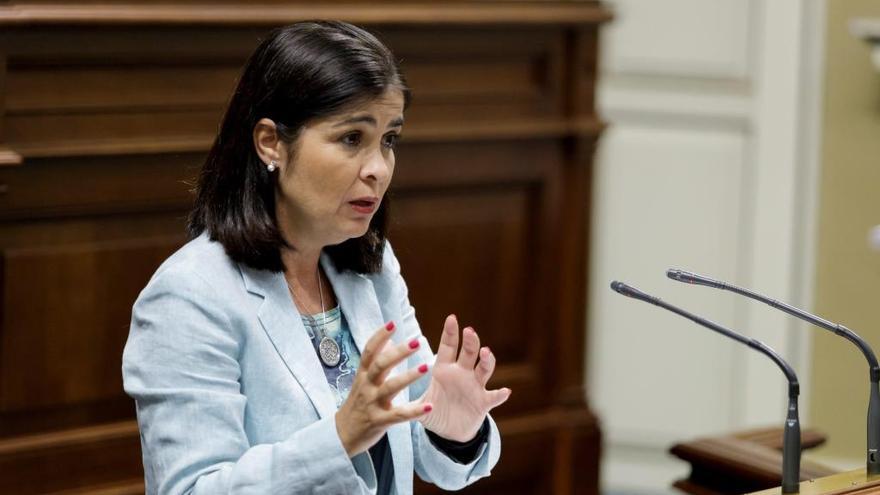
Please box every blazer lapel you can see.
[321,254,415,490]
[320,253,386,361]
[238,262,337,420]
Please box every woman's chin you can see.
[328,225,371,245]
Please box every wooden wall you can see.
[0,2,610,493]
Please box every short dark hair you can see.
[188,21,410,273]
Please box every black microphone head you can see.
[610,280,658,304]
[667,268,721,288]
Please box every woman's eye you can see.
[341,132,362,147]
[383,133,400,150]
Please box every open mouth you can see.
[349,198,377,214]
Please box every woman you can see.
[122,20,510,495]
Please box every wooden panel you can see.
[391,28,564,120]
[0,2,609,493]
[0,396,135,439]
[416,409,600,495]
[0,154,198,218]
[0,236,183,412]
[4,63,230,157]
[6,65,237,112]
[390,139,561,416]
[393,140,548,189]
[394,188,546,410]
[0,2,613,27]
[0,52,23,166]
[0,421,143,495]
[1,27,577,158]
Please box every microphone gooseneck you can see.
[667,268,880,475]
[610,280,801,493]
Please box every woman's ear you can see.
[253,118,283,171]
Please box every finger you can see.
[383,400,433,425]
[485,388,512,410]
[474,347,496,387]
[456,326,480,369]
[367,337,421,384]
[435,314,459,364]
[377,363,430,404]
[360,321,396,369]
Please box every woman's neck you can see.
[281,243,335,314]
[282,245,322,280]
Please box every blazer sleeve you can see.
[381,243,502,490]
[122,267,376,495]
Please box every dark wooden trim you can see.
[0,420,138,456]
[8,118,606,160]
[0,420,144,493]
[0,147,22,166]
[0,2,613,27]
[51,479,145,495]
[0,53,22,166]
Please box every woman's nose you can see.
[361,148,392,182]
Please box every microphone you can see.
[610,281,802,493]
[667,268,880,475]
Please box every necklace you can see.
[288,269,341,367]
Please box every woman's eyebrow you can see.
[331,115,404,128]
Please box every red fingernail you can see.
[418,364,429,373]
[408,339,420,349]
[423,404,433,413]
[386,321,395,331]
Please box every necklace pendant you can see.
[318,336,341,367]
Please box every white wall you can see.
[589,0,826,490]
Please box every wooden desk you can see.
[749,469,880,495]
[671,427,836,495]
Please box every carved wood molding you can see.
[8,118,605,159]
[0,2,613,27]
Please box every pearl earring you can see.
[267,160,277,172]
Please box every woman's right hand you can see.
[335,321,432,457]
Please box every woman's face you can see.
[275,89,405,248]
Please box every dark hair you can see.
[188,21,410,273]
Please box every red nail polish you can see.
[385,321,395,331]
[408,339,420,349]
[423,404,433,413]
[418,364,429,373]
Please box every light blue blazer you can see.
[122,234,501,494]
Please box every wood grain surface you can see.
[0,2,610,493]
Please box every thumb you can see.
[486,388,512,410]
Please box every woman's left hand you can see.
[418,314,511,442]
